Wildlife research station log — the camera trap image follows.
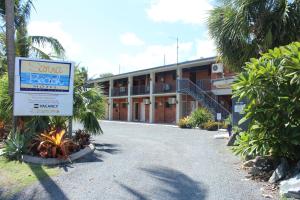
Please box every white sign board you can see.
[13,57,74,116]
[234,104,245,114]
[217,113,222,121]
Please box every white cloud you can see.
[120,32,144,46]
[119,42,193,72]
[28,21,81,58]
[194,36,216,58]
[147,0,213,24]
[83,58,117,79]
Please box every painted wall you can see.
[113,98,128,121]
[155,96,176,124]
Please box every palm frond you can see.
[29,46,51,59]
[29,35,65,58]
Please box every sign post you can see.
[217,113,221,133]
[13,57,75,134]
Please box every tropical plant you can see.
[73,67,106,134]
[33,129,77,159]
[232,42,300,160]
[178,116,193,129]
[190,108,213,128]
[0,74,12,124]
[208,0,300,72]
[74,129,90,149]
[3,129,29,160]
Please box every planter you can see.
[22,143,95,166]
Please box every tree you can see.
[5,0,15,96]
[99,73,113,78]
[208,0,300,72]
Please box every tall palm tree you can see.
[208,0,300,72]
[5,0,15,96]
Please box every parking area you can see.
[14,121,266,200]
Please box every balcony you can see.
[154,82,176,94]
[211,76,235,89]
[196,79,212,91]
[131,85,150,95]
[111,87,128,97]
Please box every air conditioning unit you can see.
[168,97,176,105]
[120,87,126,92]
[143,99,150,104]
[211,63,224,73]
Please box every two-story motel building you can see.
[88,56,235,124]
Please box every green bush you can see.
[3,129,30,160]
[232,42,300,160]
[190,108,213,128]
[178,116,193,128]
[201,120,225,131]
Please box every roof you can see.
[88,56,217,83]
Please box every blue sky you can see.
[29,0,216,77]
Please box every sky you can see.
[28,0,216,78]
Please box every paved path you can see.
[13,121,269,200]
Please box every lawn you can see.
[0,156,60,199]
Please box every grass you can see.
[0,156,60,199]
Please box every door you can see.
[190,72,196,83]
[140,103,145,122]
[134,102,139,121]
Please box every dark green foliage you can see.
[232,42,300,160]
[208,0,300,72]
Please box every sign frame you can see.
[13,57,75,116]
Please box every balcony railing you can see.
[131,85,150,95]
[154,82,176,94]
[111,87,128,97]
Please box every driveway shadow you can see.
[93,143,121,154]
[144,166,206,200]
[119,166,207,200]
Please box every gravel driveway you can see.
[12,121,271,200]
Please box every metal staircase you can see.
[177,79,230,119]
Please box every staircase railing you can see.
[177,79,231,119]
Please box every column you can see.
[149,72,155,123]
[127,76,133,121]
[108,79,113,120]
[176,68,182,123]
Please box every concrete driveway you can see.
[13,121,269,200]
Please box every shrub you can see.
[178,116,193,128]
[32,129,77,159]
[232,42,300,160]
[190,108,213,128]
[74,129,90,149]
[201,121,224,131]
[3,129,29,160]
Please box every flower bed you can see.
[22,143,95,165]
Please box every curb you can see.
[22,143,95,166]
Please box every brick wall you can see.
[155,96,176,124]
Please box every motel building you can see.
[88,57,236,124]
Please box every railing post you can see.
[109,79,113,120]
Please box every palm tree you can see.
[4,0,15,96]
[208,0,300,72]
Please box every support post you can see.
[127,76,133,121]
[109,79,113,120]
[176,68,182,123]
[149,72,155,123]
